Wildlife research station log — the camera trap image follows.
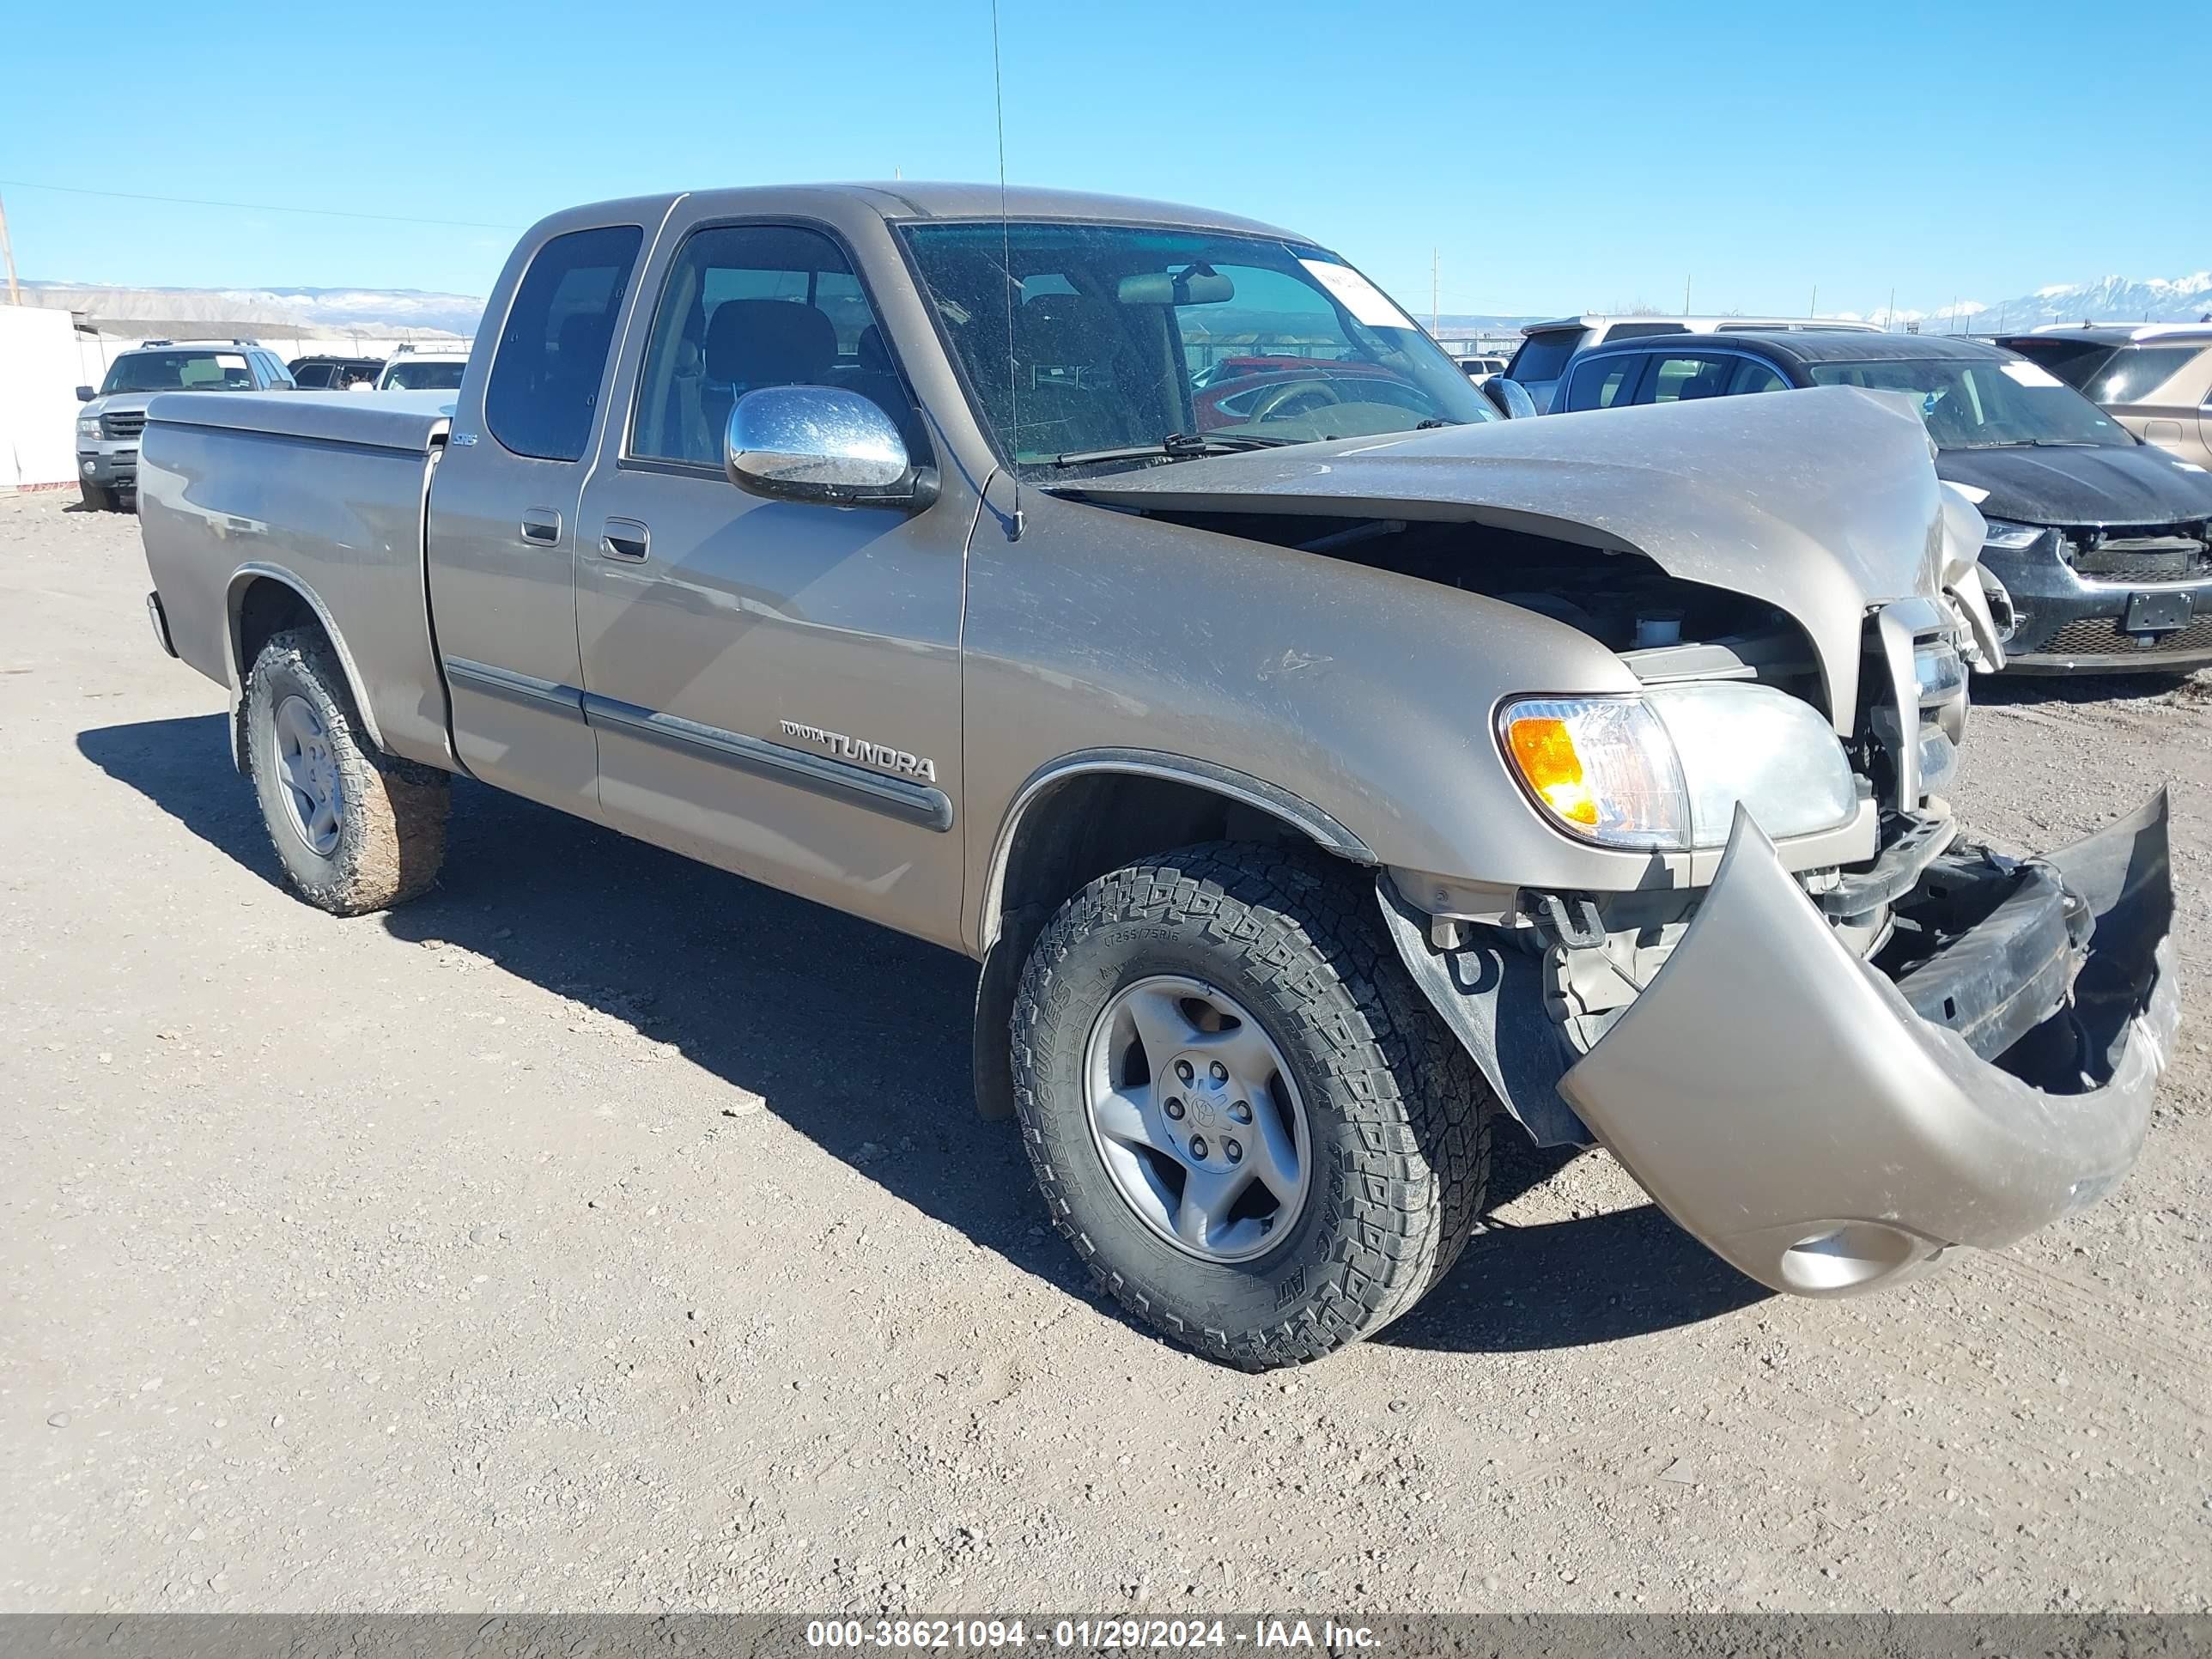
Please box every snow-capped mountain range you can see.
[1838,271,2212,331]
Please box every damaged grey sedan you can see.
[133,185,2179,1368]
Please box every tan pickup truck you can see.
[137,184,2178,1367]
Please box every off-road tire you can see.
[1012,842,1494,1368]
[245,628,449,915]
[79,483,116,513]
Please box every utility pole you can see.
[1431,246,1439,335]
[1887,286,1896,331]
[1683,274,1692,313]
[0,189,21,305]
[1809,284,1818,318]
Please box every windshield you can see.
[99,350,254,394]
[381,360,465,391]
[1805,356,2135,450]
[899,222,1494,476]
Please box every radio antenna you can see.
[990,0,1023,539]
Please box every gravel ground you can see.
[3,489,2209,1614]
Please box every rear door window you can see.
[1565,355,1644,410]
[1728,358,1788,394]
[1647,354,1736,403]
[485,223,646,462]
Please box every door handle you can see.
[520,509,562,545]
[600,518,650,562]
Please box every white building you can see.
[0,305,91,494]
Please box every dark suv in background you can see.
[1504,313,1881,411]
[287,355,385,390]
[1551,331,2212,674]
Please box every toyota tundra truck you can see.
[135,185,2179,1368]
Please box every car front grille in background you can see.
[101,410,146,441]
[2063,522,2210,585]
[2042,616,2212,658]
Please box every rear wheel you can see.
[245,628,449,915]
[1012,843,1492,1368]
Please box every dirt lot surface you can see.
[4,489,2209,1614]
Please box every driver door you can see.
[572,218,969,949]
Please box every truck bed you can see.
[137,391,455,770]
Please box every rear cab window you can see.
[484,223,647,462]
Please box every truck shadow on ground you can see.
[80,711,1765,1358]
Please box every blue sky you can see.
[4,0,2206,317]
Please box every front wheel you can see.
[79,483,116,512]
[245,628,450,915]
[1011,844,1492,1368]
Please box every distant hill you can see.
[1835,270,2212,332]
[20,280,482,340]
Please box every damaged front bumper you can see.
[1553,792,2177,1294]
[1385,792,2179,1297]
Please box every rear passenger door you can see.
[426,222,647,819]
[571,218,969,948]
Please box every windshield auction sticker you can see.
[1297,259,1416,331]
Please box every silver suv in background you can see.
[1506,314,1882,412]
[374,345,471,392]
[1997,325,2212,470]
[75,340,295,510]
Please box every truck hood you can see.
[1936,441,2212,528]
[1056,386,1948,728]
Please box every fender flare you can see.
[975,746,1373,952]
[223,562,389,763]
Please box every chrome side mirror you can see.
[725,386,929,508]
[1481,376,1538,420]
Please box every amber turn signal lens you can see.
[1505,716,1599,826]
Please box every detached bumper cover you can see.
[1557,792,2178,1295]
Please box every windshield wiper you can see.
[1045,433,1286,469]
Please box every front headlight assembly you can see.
[1978,517,2047,552]
[76,416,101,439]
[1499,684,1860,853]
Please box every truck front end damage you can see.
[1064,387,2180,1297]
[1380,593,2179,1297]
